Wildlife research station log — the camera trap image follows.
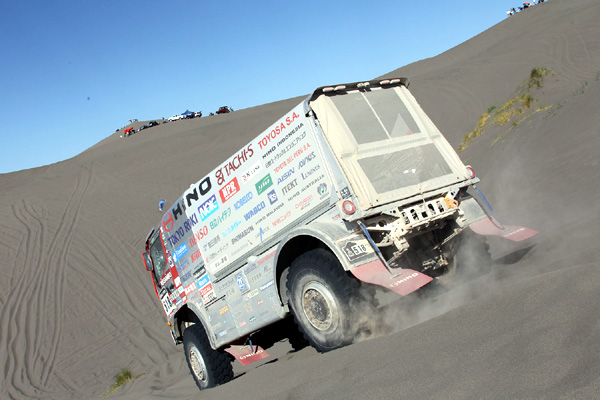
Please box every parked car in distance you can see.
[148,120,159,127]
[216,106,233,114]
[168,115,185,122]
[137,124,149,133]
[194,111,203,118]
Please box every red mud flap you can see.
[225,345,270,366]
[469,218,539,242]
[350,260,433,296]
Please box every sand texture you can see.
[1,1,599,398]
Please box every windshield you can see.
[148,235,167,283]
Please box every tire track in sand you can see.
[0,165,92,399]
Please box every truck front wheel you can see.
[286,249,362,352]
[183,324,233,390]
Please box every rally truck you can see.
[142,77,537,390]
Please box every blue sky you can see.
[0,0,527,174]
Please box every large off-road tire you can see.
[286,249,367,352]
[183,324,233,390]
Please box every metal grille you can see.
[399,198,449,226]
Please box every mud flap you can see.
[468,218,538,242]
[225,344,270,366]
[350,259,433,296]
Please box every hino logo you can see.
[389,273,419,288]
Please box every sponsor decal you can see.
[241,161,262,184]
[239,321,247,327]
[199,282,214,297]
[190,249,202,263]
[281,179,298,195]
[162,211,174,232]
[215,144,254,185]
[340,186,351,199]
[166,227,187,247]
[266,134,309,169]
[174,276,181,288]
[196,273,211,289]
[180,269,193,283]
[219,305,230,315]
[249,316,257,323]
[272,210,292,227]
[286,190,301,202]
[165,177,213,229]
[389,272,419,288]
[295,194,314,211]
[206,234,221,249]
[234,191,253,210]
[231,226,254,245]
[257,300,264,306]
[159,271,172,287]
[248,271,263,285]
[244,262,258,275]
[205,242,230,263]
[276,168,295,185]
[211,254,229,271]
[188,225,209,248]
[298,151,316,169]
[258,251,276,265]
[172,243,189,263]
[209,207,232,230]
[219,177,240,203]
[260,280,274,291]
[244,289,259,301]
[342,241,369,262]
[257,112,301,150]
[193,266,206,279]
[243,201,266,222]
[184,282,196,296]
[301,164,321,180]
[218,330,228,337]
[169,292,179,303]
[267,189,278,205]
[222,220,242,237]
[198,194,219,221]
[301,174,325,193]
[236,273,248,292]
[255,174,273,195]
[317,183,328,197]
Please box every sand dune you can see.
[1,0,600,398]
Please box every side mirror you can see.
[142,253,153,272]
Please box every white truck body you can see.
[143,78,536,389]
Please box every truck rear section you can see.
[142,78,537,390]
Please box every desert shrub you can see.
[528,67,550,89]
[105,368,138,397]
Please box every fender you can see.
[175,302,218,349]
[275,221,379,272]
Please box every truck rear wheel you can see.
[286,249,363,352]
[183,324,233,390]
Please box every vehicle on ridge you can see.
[216,106,233,114]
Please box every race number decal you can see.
[160,289,175,316]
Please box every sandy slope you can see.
[1,0,600,398]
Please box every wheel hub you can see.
[189,346,207,383]
[302,281,339,332]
